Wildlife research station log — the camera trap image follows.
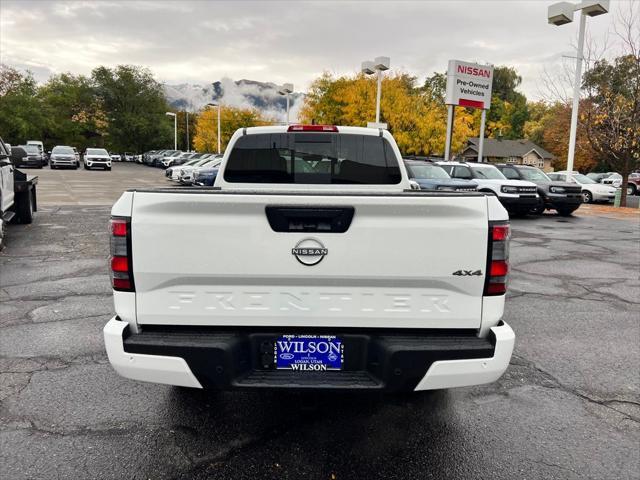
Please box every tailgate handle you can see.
[265,206,354,233]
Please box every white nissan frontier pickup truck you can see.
[104,125,514,392]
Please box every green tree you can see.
[0,64,45,144]
[92,65,172,153]
[38,73,103,151]
[421,72,447,104]
[486,66,529,139]
[582,54,640,206]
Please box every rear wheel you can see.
[627,184,637,196]
[582,191,593,203]
[14,190,34,224]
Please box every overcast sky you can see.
[0,0,627,99]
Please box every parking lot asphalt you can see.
[31,161,168,205]
[1,164,639,480]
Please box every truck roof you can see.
[243,125,385,136]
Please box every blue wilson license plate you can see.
[275,335,343,371]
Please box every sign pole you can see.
[477,109,486,163]
[375,69,382,124]
[444,104,455,161]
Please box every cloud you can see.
[164,78,304,122]
[0,0,618,100]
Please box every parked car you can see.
[143,150,167,166]
[161,151,197,168]
[84,148,112,170]
[123,152,136,162]
[548,171,617,203]
[26,140,45,161]
[1,137,38,248]
[404,159,476,191]
[166,157,201,180]
[164,158,204,181]
[182,157,222,185]
[152,150,180,167]
[601,173,640,196]
[16,145,45,168]
[627,173,640,196]
[110,152,122,162]
[141,150,155,165]
[495,164,582,216]
[104,124,515,392]
[193,156,223,186]
[438,161,539,215]
[50,145,79,169]
[177,156,218,184]
[586,172,618,184]
[9,146,29,167]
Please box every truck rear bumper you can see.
[103,318,203,388]
[104,317,514,392]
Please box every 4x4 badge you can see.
[452,270,483,276]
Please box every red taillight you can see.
[490,260,509,277]
[287,124,338,132]
[111,256,128,272]
[492,224,510,242]
[110,216,134,292]
[111,219,127,237]
[484,222,510,296]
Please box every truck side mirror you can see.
[0,153,12,166]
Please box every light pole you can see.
[547,0,609,180]
[206,103,221,154]
[277,83,294,124]
[165,112,177,150]
[186,111,190,152]
[361,56,390,125]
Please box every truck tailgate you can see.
[130,191,489,329]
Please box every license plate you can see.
[275,335,343,371]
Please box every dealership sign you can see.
[445,60,494,110]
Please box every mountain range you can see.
[163,78,304,122]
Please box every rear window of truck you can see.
[224,133,402,184]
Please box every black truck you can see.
[495,164,582,216]
[0,137,38,248]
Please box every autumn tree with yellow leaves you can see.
[299,72,476,156]
[193,106,271,153]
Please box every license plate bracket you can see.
[274,335,343,371]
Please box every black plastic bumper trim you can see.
[123,326,494,392]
